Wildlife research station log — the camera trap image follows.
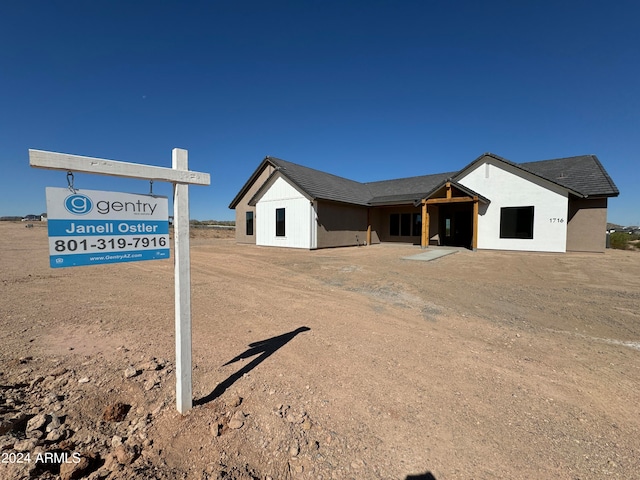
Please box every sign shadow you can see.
[406,472,437,480]
[195,326,311,406]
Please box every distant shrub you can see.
[610,232,640,250]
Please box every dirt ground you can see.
[1,221,639,480]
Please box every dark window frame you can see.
[412,213,422,237]
[246,211,254,236]
[500,206,534,239]
[390,213,400,236]
[275,208,286,237]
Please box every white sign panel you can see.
[46,187,170,268]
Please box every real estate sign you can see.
[46,187,170,268]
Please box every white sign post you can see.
[30,148,210,414]
[172,148,192,414]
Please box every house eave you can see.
[228,156,275,209]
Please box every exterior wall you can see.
[316,201,369,248]
[255,176,315,249]
[566,197,608,252]
[368,209,381,244]
[458,158,569,252]
[234,165,275,244]
[427,205,440,245]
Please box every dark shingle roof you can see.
[519,155,619,197]
[231,152,618,209]
[366,172,455,204]
[267,157,372,205]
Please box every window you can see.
[413,213,422,236]
[500,206,534,239]
[275,208,286,237]
[390,214,400,236]
[246,211,254,236]
[400,213,411,236]
[390,212,421,236]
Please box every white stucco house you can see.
[230,152,619,253]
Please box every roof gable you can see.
[454,152,619,198]
[422,179,491,205]
[247,170,313,206]
[228,157,275,209]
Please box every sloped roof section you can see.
[520,155,619,198]
[268,157,373,205]
[366,172,456,204]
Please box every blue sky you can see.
[1,1,638,225]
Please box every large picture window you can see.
[275,208,286,237]
[246,211,254,236]
[500,206,534,239]
[390,212,421,236]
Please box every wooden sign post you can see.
[30,148,210,414]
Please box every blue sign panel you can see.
[46,187,170,268]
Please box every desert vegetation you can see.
[610,231,640,250]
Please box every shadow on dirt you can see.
[405,473,437,480]
[195,326,311,406]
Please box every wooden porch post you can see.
[421,201,428,248]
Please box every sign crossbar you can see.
[29,149,210,185]
[30,148,210,414]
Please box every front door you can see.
[440,206,473,248]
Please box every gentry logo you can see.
[64,194,93,215]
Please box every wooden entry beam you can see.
[425,196,474,205]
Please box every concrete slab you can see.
[402,248,461,262]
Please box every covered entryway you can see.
[419,181,488,251]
